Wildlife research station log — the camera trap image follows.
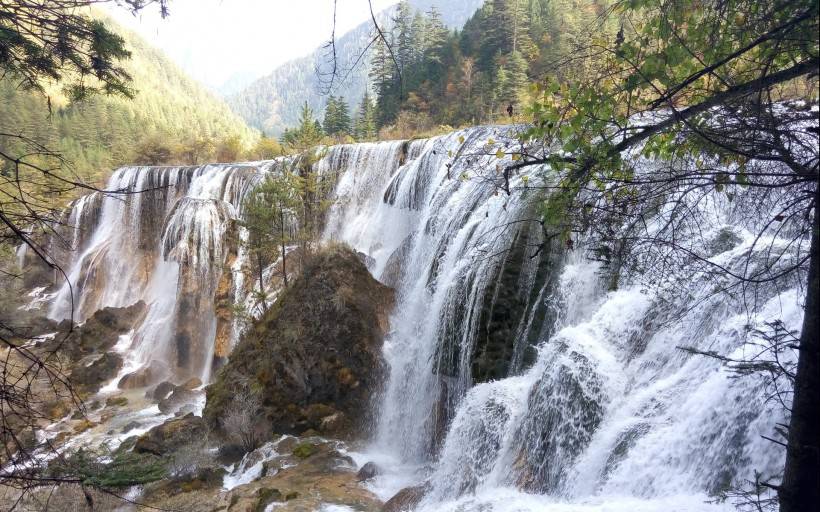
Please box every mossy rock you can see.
[134,413,206,456]
[292,442,316,459]
[255,488,283,512]
[72,419,95,433]
[204,245,394,441]
[105,396,129,408]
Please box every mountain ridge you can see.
[0,10,257,186]
[227,0,486,136]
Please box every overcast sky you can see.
[107,0,397,92]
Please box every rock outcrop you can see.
[204,245,394,440]
[140,436,382,512]
[383,484,429,512]
[35,301,147,394]
[134,413,207,456]
[50,301,147,361]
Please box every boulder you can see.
[382,484,428,512]
[158,386,198,415]
[105,396,129,408]
[134,413,206,456]
[148,381,176,401]
[356,461,381,481]
[380,234,415,288]
[204,245,394,441]
[50,301,147,361]
[70,352,123,393]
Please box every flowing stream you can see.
[41,126,802,511]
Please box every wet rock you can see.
[158,386,198,415]
[134,413,206,456]
[49,301,147,361]
[148,381,176,401]
[217,443,247,465]
[380,234,415,288]
[357,461,381,481]
[292,442,317,459]
[141,437,382,511]
[514,351,605,493]
[204,245,394,441]
[70,352,123,393]
[105,396,129,408]
[709,226,743,256]
[44,399,72,421]
[5,427,39,461]
[356,250,376,268]
[213,220,240,365]
[470,222,556,383]
[72,419,96,433]
[257,487,284,510]
[118,360,168,389]
[148,466,226,497]
[383,484,428,512]
[121,421,142,434]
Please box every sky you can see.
[107,0,398,93]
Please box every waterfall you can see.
[49,163,270,384]
[319,127,802,509]
[41,124,803,510]
[322,128,559,463]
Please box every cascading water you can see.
[38,124,804,511]
[48,163,271,385]
[323,128,558,464]
[320,127,803,510]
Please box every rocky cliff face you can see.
[204,244,394,440]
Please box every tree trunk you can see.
[281,209,288,288]
[780,185,820,511]
[256,252,265,310]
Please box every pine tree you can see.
[335,99,351,136]
[354,92,377,141]
[282,102,323,151]
[393,1,415,74]
[323,95,339,135]
[243,171,300,309]
[498,50,529,110]
[370,36,400,127]
[323,96,352,137]
[422,7,449,83]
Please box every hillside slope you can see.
[227,0,485,136]
[0,11,257,186]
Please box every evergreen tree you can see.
[323,95,340,135]
[282,102,324,151]
[335,99,352,136]
[323,96,352,137]
[243,171,300,311]
[393,1,416,74]
[370,36,400,127]
[498,50,529,111]
[354,92,377,141]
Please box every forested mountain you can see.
[368,0,613,135]
[0,11,257,187]
[227,0,485,136]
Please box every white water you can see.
[44,126,805,510]
[320,128,803,510]
[49,163,270,384]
